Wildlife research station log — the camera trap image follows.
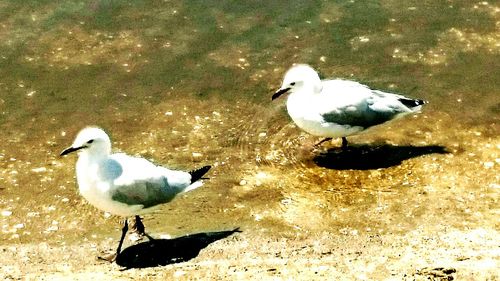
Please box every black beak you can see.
[60,146,83,156]
[272,87,291,100]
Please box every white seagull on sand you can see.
[60,127,211,261]
[272,64,427,148]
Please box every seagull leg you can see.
[314,137,332,147]
[98,219,128,262]
[341,137,348,150]
[133,215,155,241]
[340,137,347,151]
[115,219,128,256]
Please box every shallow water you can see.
[0,0,498,273]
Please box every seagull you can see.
[60,127,211,261]
[272,64,427,149]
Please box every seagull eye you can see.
[86,139,94,144]
[290,82,296,86]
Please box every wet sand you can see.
[0,1,499,280]
[1,97,498,280]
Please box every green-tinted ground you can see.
[0,1,498,280]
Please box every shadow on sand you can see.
[116,228,241,269]
[313,144,449,170]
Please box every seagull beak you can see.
[272,87,291,100]
[60,146,83,156]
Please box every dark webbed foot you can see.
[131,215,146,236]
[98,216,157,262]
[314,137,332,147]
[131,215,155,241]
[98,252,117,262]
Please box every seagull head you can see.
[60,127,112,157]
[272,64,322,100]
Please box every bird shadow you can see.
[313,144,449,170]
[115,228,241,269]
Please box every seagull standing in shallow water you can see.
[60,127,211,261]
[272,64,427,149]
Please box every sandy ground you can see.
[2,225,499,280]
[0,101,498,280]
[1,227,498,280]
[0,1,498,280]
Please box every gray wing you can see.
[111,178,177,209]
[106,154,188,209]
[320,90,412,128]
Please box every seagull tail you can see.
[189,165,211,183]
[183,165,211,193]
[398,97,428,112]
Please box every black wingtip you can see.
[189,165,211,183]
[399,98,428,108]
[416,99,428,105]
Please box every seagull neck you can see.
[286,89,312,117]
[287,88,312,103]
[78,150,109,164]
